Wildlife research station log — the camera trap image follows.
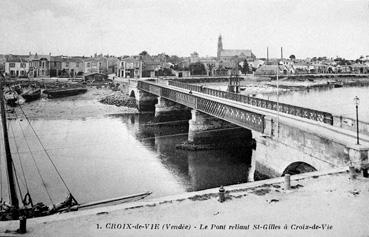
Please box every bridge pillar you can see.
[263,116,274,137]
[348,145,369,170]
[155,97,189,117]
[137,90,157,112]
[188,109,252,146]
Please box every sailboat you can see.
[0,72,151,223]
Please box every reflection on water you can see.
[0,113,255,206]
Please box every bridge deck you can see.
[138,80,369,147]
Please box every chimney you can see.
[281,47,283,61]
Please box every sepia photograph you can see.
[0,0,368,236]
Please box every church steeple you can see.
[217,34,223,59]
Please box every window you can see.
[9,63,15,68]
[87,63,91,67]
[76,62,80,67]
[65,62,69,67]
[20,63,26,68]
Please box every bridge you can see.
[127,79,369,177]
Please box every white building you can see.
[5,55,30,78]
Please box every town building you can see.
[217,35,256,61]
[49,56,62,77]
[213,35,256,76]
[107,56,119,74]
[28,53,52,77]
[83,54,108,74]
[255,64,288,76]
[116,56,142,78]
[61,57,84,77]
[351,63,369,74]
[4,55,29,78]
[84,72,110,83]
[141,54,161,77]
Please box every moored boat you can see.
[43,87,87,98]
[4,90,18,107]
[21,88,41,102]
[333,81,344,88]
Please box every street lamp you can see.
[354,96,360,145]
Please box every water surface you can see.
[0,113,254,206]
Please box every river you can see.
[259,85,369,122]
[1,112,255,206]
[206,82,369,122]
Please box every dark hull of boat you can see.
[43,88,87,98]
[6,98,17,107]
[22,89,41,102]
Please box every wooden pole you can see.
[0,73,19,210]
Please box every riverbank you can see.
[11,87,138,120]
[236,76,369,96]
[1,167,368,236]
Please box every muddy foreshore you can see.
[10,87,139,120]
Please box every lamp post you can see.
[276,60,280,137]
[354,96,360,145]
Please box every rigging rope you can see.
[8,118,36,207]
[12,161,24,207]
[14,109,55,205]
[17,103,75,197]
[4,97,28,207]
[8,119,30,196]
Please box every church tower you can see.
[217,35,223,59]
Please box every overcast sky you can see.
[0,0,368,59]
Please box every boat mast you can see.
[0,72,19,209]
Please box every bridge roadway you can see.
[138,80,369,147]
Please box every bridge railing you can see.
[168,80,333,125]
[137,81,265,133]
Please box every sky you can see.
[0,0,368,59]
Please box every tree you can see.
[241,60,250,74]
[168,55,181,64]
[155,68,174,77]
[289,55,296,60]
[139,51,149,56]
[189,62,206,75]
